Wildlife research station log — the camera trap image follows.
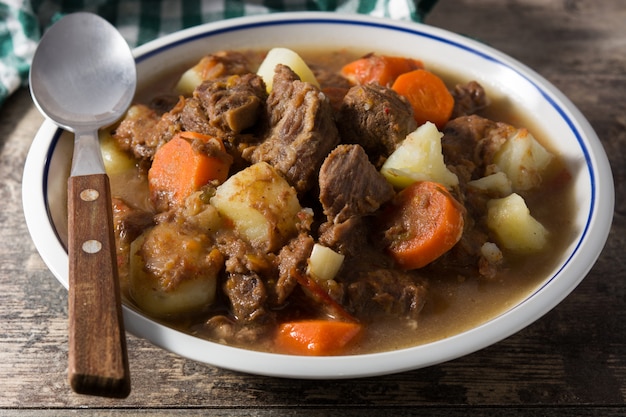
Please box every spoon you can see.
[29,12,135,398]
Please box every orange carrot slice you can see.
[392,69,454,129]
[148,132,231,207]
[341,54,424,87]
[275,320,363,356]
[382,181,465,270]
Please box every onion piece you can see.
[307,243,345,282]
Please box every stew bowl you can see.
[22,12,614,378]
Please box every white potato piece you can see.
[174,55,214,95]
[210,162,302,252]
[307,243,345,282]
[175,67,202,96]
[99,129,135,175]
[487,193,548,252]
[256,47,320,93]
[129,226,223,317]
[494,128,554,191]
[467,171,512,196]
[381,122,459,189]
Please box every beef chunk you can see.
[337,83,417,166]
[178,97,212,135]
[112,102,183,161]
[450,81,489,118]
[319,144,394,223]
[317,144,394,257]
[194,73,267,136]
[274,233,315,305]
[318,216,369,258]
[345,267,427,321]
[245,64,340,194]
[442,115,511,183]
[216,231,276,323]
[223,272,269,322]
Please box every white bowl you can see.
[23,12,614,379]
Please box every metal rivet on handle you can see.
[82,240,102,254]
[80,189,100,202]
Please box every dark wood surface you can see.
[1,1,624,414]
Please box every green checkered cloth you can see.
[0,0,437,106]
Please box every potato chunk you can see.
[487,193,548,252]
[210,162,302,252]
[129,224,223,317]
[493,128,553,191]
[380,121,459,189]
[100,129,135,175]
[468,171,512,197]
[175,64,204,96]
[256,47,320,93]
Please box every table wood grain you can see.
[1,1,624,415]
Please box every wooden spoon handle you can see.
[67,174,130,398]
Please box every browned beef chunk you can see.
[442,114,510,183]
[450,81,489,118]
[245,64,340,194]
[216,231,276,323]
[317,144,394,258]
[337,83,417,167]
[318,216,369,258]
[345,266,427,321]
[319,144,394,223]
[274,233,315,305]
[223,272,269,322]
[114,72,266,165]
[112,102,183,161]
[194,73,267,136]
[178,97,212,135]
[217,231,275,276]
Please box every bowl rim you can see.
[22,11,615,379]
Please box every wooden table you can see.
[1,1,624,415]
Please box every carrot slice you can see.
[341,54,424,87]
[381,181,465,270]
[391,69,454,129]
[275,320,363,356]
[148,132,232,207]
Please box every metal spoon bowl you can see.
[29,12,135,398]
[30,15,135,131]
